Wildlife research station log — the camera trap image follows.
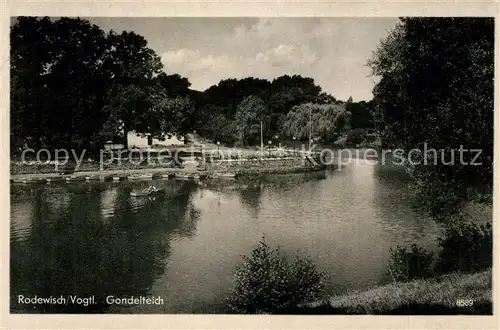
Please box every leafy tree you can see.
[11,17,111,153]
[101,30,163,148]
[281,102,349,141]
[149,91,196,140]
[156,72,192,96]
[369,18,493,218]
[233,95,267,146]
[102,83,153,147]
[268,75,322,132]
[10,17,54,153]
[316,92,338,104]
[210,114,236,145]
[346,100,374,129]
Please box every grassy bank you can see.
[277,269,492,315]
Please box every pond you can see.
[10,160,446,313]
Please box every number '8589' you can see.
[456,299,474,307]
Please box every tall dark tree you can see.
[11,17,54,153]
[233,95,267,146]
[11,17,110,153]
[369,17,494,219]
[268,75,322,132]
[149,90,196,140]
[156,72,192,97]
[346,100,374,129]
[101,30,163,148]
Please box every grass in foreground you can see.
[276,269,492,315]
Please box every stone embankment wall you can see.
[207,158,323,175]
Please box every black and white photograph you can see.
[7,12,494,319]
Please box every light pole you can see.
[293,136,296,156]
[217,141,220,159]
[309,105,312,152]
[268,140,272,157]
[260,121,263,156]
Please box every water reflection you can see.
[239,185,262,217]
[10,181,200,313]
[373,163,445,246]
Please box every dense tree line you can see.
[369,17,494,218]
[192,76,374,145]
[11,16,376,156]
[193,75,337,145]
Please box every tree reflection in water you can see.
[10,181,200,313]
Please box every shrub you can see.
[345,128,367,146]
[332,135,347,148]
[227,237,325,313]
[435,220,492,274]
[387,244,434,282]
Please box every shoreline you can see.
[10,159,326,183]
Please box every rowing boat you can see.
[22,178,47,184]
[46,176,65,183]
[65,176,86,182]
[130,188,165,197]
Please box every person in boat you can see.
[143,185,158,193]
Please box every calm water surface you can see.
[11,161,446,313]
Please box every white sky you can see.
[87,17,399,101]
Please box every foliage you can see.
[282,102,349,141]
[316,92,338,104]
[386,218,492,282]
[149,93,196,140]
[435,220,492,274]
[233,95,267,146]
[345,129,366,146]
[100,30,163,148]
[267,75,323,132]
[227,237,325,313]
[369,18,494,218]
[204,113,237,145]
[11,17,111,153]
[193,75,331,144]
[386,244,434,282]
[11,17,193,155]
[346,100,374,129]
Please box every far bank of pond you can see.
[11,157,326,182]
